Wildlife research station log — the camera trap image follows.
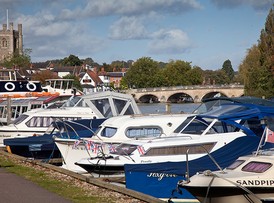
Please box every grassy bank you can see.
[0,155,127,203]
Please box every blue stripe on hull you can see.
[125,136,274,201]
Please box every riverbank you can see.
[0,148,164,203]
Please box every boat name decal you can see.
[147,172,178,181]
[236,180,274,186]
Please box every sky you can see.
[0,0,273,70]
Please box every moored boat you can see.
[83,101,274,202]
[179,139,274,203]
[0,91,141,146]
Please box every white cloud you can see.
[58,0,203,19]
[210,0,272,11]
[109,16,148,40]
[148,29,192,54]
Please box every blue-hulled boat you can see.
[3,118,106,159]
[120,102,274,202]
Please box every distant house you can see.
[97,67,110,88]
[79,68,104,94]
[108,68,127,88]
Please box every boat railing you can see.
[184,145,225,183]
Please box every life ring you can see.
[26,82,37,91]
[4,82,15,91]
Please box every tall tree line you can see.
[239,6,274,98]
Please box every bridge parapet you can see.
[126,85,245,103]
[134,84,244,93]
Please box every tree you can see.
[1,48,32,68]
[186,66,203,85]
[162,60,192,86]
[258,6,274,73]
[222,59,234,82]
[239,45,273,97]
[31,69,59,85]
[62,54,82,66]
[239,6,274,98]
[124,57,160,88]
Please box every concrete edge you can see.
[0,149,165,203]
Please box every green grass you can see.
[0,156,114,203]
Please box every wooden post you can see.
[7,96,11,125]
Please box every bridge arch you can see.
[201,91,227,100]
[127,85,245,103]
[138,94,159,103]
[167,92,194,103]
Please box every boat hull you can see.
[184,186,274,203]
[124,136,274,201]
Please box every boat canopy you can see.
[62,91,141,118]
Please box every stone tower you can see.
[0,23,23,62]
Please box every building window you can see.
[2,38,8,48]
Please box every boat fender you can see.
[27,82,37,91]
[4,82,16,91]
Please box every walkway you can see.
[0,168,71,203]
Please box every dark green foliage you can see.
[1,48,32,68]
[222,59,234,82]
[62,54,82,66]
[239,6,274,98]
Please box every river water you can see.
[137,102,200,114]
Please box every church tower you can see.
[0,23,23,62]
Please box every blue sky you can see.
[0,0,273,70]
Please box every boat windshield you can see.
[13,114,29,125]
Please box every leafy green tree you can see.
[258,6,274,73]
[239,45,273,97]
[222,59,234,82]
[62,54,82,66]
[186,66,203,85]
[239,6,274,98]
[124,57,160,88]
[1,48,32,68]
[202,69,230,85]
[162,60,192,86]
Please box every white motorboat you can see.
[0,91,140,146]
[0,68,42,97]
[74,102,274,176]
[54,113,191,173]
[55,96,260,173]
[179,147,274,203]
[0,78,84,124]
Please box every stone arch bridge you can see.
[126,85,245,103]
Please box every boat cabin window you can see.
[25,117,80,127]
[100,127,117,138]
[126,126,162,138]
[13,114,29,125]
[144,143,216,156]
[242,161,272,173]
[226,160,245,170]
